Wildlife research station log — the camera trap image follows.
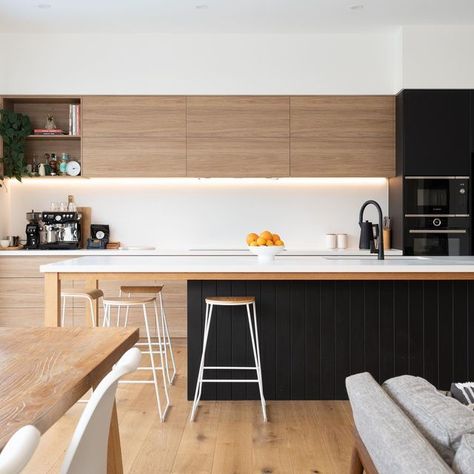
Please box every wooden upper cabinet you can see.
[82,96,186,138]
[290,96,395,177]
[186,96,290,177]
[187,96,289,138]
[82,96,186,176]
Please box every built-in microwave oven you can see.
[405,176,469,216]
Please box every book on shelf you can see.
[69,104,81,136]
[33,129,65,135]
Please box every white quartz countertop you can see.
[1,248,403,257]
[40,255,474,274]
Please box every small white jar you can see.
[325,234,337,249]
[337,234,348,249]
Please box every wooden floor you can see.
[24,340,355,474]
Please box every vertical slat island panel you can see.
[188,279,474,400]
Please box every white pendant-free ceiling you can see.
[0,0,473,34]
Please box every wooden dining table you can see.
[0,327,139,474]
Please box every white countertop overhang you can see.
[40,255,474,274]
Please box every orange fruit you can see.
[260,230,273,241]
[246,232,258,245]
[272,233,281,242]
[249,241,258,246]
[256,237,267,246]
[266,240,274,246]
[275,240,284,246]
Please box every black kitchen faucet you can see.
[359,200,385,260]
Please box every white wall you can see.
[0,33,398,94]
[7,179,388,250]
[0,32,395,249]
[402,26,474,88]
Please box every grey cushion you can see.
[453,434,474,474]
[346,372,452,473]
[383,375,474,465]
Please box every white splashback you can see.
[5,178,388,250]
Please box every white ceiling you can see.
[0,0,474,34]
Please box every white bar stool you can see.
[190,296,267,422]
[118,285,176,385]
[61,288,104,327]
[103,296,170,422]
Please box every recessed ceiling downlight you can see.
[195,4,208,9]
[37,3,52,9]
[349,4,364,10]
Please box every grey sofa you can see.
[346,372,474,474]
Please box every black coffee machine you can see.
[25,211,42,249]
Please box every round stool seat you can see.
[61,288,104,300]
[120,285,163,294]
[103,296,156,306]
[205,296,255,306]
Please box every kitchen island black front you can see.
[188,279,474,400]
[39,254,474,400]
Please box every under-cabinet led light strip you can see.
[9,177,387,186]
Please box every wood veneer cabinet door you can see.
[290,96,395,177]
[82,96,186,138]
[186,96,290,177]
[187,138,289,177]
[83,137,186,177]
[187,96,289,138]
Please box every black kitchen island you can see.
[188,279,474,400]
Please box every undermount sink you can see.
[323,256,428,261]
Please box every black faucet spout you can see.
[359,200,385,260]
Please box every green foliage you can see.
[0,109,33,186]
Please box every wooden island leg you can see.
[44,272,61,327]
[85,278,100,326]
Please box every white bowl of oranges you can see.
[247,231,285,263]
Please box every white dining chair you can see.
[60,347,141,474]
[0,425,41,474]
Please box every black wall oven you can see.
[404,216,470,256]
[404,176,470,256]
[405,176,469,216]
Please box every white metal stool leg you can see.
[153,299,171,385]
[157,293,176,384]
[190,303,213,422]
[246,303,267,422]
[61,296,67,327]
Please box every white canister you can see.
[325,234,337,249]
[337,233,348,249]
[38,163,46,177]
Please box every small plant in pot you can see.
[0,109,32,187]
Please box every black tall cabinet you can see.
[400,90,471,176]
[390,89,473,253]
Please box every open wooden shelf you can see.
[27,135,81,140]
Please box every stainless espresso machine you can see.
[26,211,82,250]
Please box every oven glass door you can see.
[405,178,469,215]
[407,230,469,256]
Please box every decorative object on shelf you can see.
[68,104,80,136]
[49,153,58,175]
[38,163,46,176]
[59,152,69,175]
[0,109,33,186]
[45,114,57,130]
[66,160,81,177]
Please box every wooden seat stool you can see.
[118,285,177,385]
[103,296,170,422]
[190,296,267,422]
[61,288,104,327]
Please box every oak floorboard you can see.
[23,341,353,474]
